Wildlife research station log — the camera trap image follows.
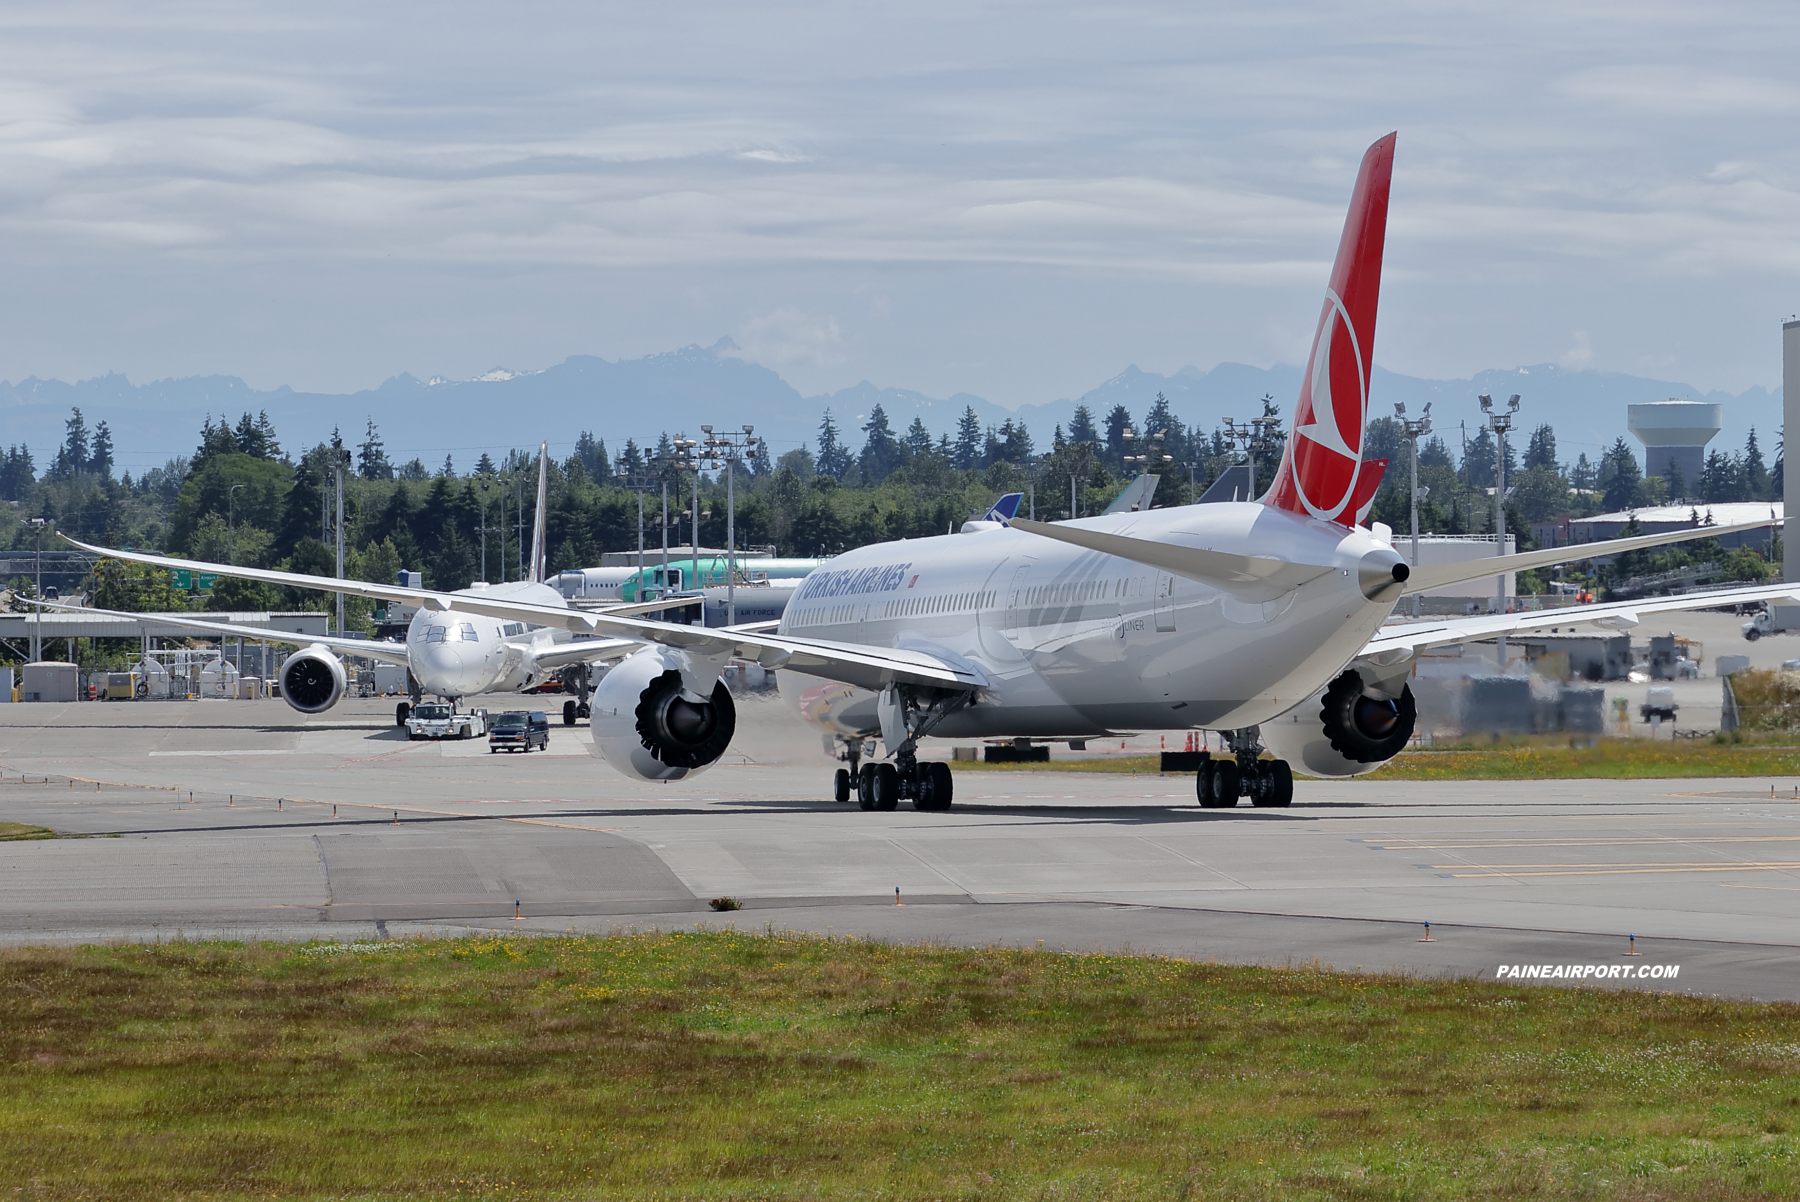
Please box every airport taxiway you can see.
[2,697,1798,1002]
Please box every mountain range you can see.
[1,337,1781,475]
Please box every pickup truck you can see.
[405,703,488,741]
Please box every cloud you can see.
[733,307,845,369]
[0,0,1798,397]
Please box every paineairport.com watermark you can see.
[1496,964,1680,981]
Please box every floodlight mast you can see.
[1396,401,1433,618]
[1480,392,1522,661]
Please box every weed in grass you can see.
[2,932,1800,1198]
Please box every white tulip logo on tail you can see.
[1289,288,1367,521]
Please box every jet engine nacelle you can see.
[1260,670,1416,779]
[279,645,346,715]
[589,648,737,781]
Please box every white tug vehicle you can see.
[405,702,488,741]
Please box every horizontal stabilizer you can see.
[1007,517,1331,601]
[1401,517,1781,596]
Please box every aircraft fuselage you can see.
[776,502,1398,740]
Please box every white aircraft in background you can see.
[59,445,667,726]
[70,133,1798,809]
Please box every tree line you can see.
[0,396,1784,620]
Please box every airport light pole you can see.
[655,436,703,597]
[699,425,758,626]
[479,474,491,583]
[228,484,245,566]
[1221,416,1282,499]
[1481,392,1521,666]
[1121,427,1172,509]
[332,445,352,636]
[1395,401,1432,618]
[28,517,48,661]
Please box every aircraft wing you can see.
[1007,517,1332,599]
[1400,517,1780,595]
[526,638,647,672]
[61,537,978,692]
[32,600,415,665]
[1361,581,1800,659]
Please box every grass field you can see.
[5,931,1800,1199]
[952,741,1800,781]
[0,821,53,840]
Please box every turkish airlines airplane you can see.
[69,133,1797,809]
[60,445,655,725]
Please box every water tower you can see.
[1627,399,1722,488]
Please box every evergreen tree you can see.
[991,419,1033,466]
[1745,427,1771,500]
[1662,457,1687,503]
[1068,404,1099,445]
[816,409,852,479]
[357,417,393,480]
[192,414,240,469]
[903,416,933,457]
[234,412,264,458]
[474,452,497,477]
[1103,404,1133,468]
[1601,437,1642,512]
[1419,436,1454,469]
[88,420,114,480]
[441,454,455,477]
[858,404,902,482]
[397,458,429,480]
[574,430,611,482]
[1569,452,1596,491]
[275,452,326,561]
[1523,423,1558,471]
[952,406,983,471]
[615,439,645,483]
[50,408,91,478]
[0,446,34,500]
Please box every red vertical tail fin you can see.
[1263,133,1395,526]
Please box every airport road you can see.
[2,698,1799,1002]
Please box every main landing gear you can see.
[561,665,593,726]
[830,723,960,813]
[1197,727,1293,809]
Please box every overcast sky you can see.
[1,0,1797,409]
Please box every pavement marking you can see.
[147,750,295,758]
[1442,862,1800,877]
[1374,835,1800,850]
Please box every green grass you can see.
[0,821,54,840]
[5,932,1800,1199]
[951,741,1800,781]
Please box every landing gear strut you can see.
[560,666,593,725]
[1197,728,1293,809]
[832,687,970,812]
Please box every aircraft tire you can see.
[1252,761,1294,808]
[396,702,410,726]
[1204,760,1241,808]
[563,700,578,726]
[858,763,878,811]
[915,761,954,811]
[871,764,900,811]
[833,768,852,803]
